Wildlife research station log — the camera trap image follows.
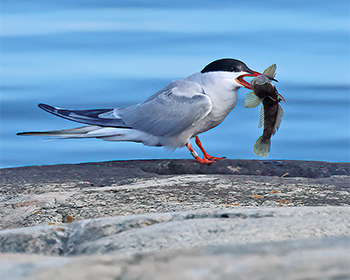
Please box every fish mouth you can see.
[236,71,278,90]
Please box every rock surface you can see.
[2,235,349,280]
[1,160,349,229]
[0,159,349,280]
[1,206,349,256]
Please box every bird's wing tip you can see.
[17,131,37,136]
[38,103,56,113]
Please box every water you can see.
[1,0,349,168]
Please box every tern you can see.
[18,58,273,164]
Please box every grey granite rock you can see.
[1,207,349,256]
[0,160,349,280]
[1,160,349,230]
[1,235,349,280]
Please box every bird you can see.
[17,58,272,164]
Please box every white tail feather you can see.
[17,126,131,139]
[17,125,164,147]
[17,126,101,137]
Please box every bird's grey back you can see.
[118,79,212,137]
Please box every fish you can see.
[244,64,284,157]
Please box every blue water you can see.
[1,0,349,168]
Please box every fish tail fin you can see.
[253,136,271,157]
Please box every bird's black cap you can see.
[201,58,253,74]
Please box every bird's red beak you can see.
[236,71,262,90]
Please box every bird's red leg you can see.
[186,142,215,164]
[195,136,226,160]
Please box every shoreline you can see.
[3,158,349,169]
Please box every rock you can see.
[1,160,349,230]
[1,236,349,280]
[0,160,349,279]
[0,207,349,256]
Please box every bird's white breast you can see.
[186,72,240,131]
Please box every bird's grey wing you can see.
[38,103,132,128]
[118,80,212,137]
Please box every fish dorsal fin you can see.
[273,104,284,135]
[258,104,264,128]
[245,91,262,108]
[262,64,277,79]
[277,93,285,103]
